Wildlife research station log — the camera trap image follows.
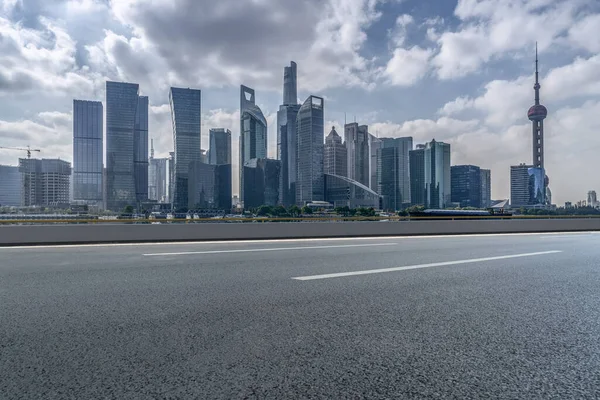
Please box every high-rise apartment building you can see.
[277,62,302,206]
[510,164,532,208]
[324,127,347,177]
[105,81,140,211]
[345,123,370,187]
[170,87,202,211]
[0,165,21,207]
[480,169,491,208]
[377,137,413,211]
[240,85,267,204]
[369,134,382,193]
[409,145,426,206]
[296,96,324,205]
[188,162,231,211]
[72,100,103,204]
[19,158,71,207]
[208,128,232,165]
[243,158,281,209]
[134,96,149,203]
[451,165,482,208]
[424,140,451,209]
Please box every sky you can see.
[0,0,599,204]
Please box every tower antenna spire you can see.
[534,42,540,105]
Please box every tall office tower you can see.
[148,140,169,202]
[240,85,267,204]
[424,139,451,209]
[168,151,175,204]
[134,96,149,203]
[527,44,549,204]
[208,128,232,165]
[480,169,491,208]
[324,127,347,177]
[510,164,532,208]
[105,81,140,211]
[72,100,103,205]
[0,165,21,207]
[409,145,426,206]
[345,123,370,187]
[243,158,281,209]
[170,87,202,211]
[451,165,482,208]
[296,96,324,205]
[188,162,231,211]
[377,137,413,211]
[588,191,598,208]
[277,63,302,206]
[19,158,71,207]
[369,134,382,192]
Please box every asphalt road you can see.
[2,232,600,399]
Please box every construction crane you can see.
[0,145,41,159]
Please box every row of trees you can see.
[249,205,378,218]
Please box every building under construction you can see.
[19,159,71,207]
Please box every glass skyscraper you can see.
[377,137,413,211]
[134,96,149,203]
[73,100,103,204]
[243,158,281,208]
[208,128,232,165]
[0,165,21,207]
[409,145,426,206]
[240,85,267,204]
[188,162,231,211]
[451,165,482,208]
[170,87,202,211]
[105,81,140,211]
[324,127,347,177]
[369,134,382,193]
[345,123,370,187]
[296,96,324,205]
[277,62,301,206]
[480,169,491,208]
[424,139,451,209]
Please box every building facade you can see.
[148,140,168,203]
[324,174,380,209]
[369,134,382,193]
[480,169,491,209]
[243,158,281,209]
[409,145,426,206]
[170,87,202,211]
[134,96,149,203]
[72,100,103,204]
[377,137,413,211]
[105,81,140,211]
[19,159,71,207]
[188,162,231,211]
[0,165,21,207]
[296,96,324,205]
[324,127,347,177]
[588,191,598,208]
[451,165,482,208]
[510,164,532,208]
[240,85,267,204]
[345,123,370,187]
[208,128,232,165]
[424,140,451,209]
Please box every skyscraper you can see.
[296,96,324,205]
[424,140,451,209]
[527,44,549,205]
[451,165,482,208]
[277,62,302,206]
[72,100,103,204]
[134,96,149,203]
[148,140,168,203]
[208,128,232,165]
[588,191,598,208]
[369,134,382,193]
[409,145,426,206]
[345,123,370,187]
[170,87,202,211]
[0,165,21,207]
[510,164,531,208]
[168,151,175,204]
[240,85,267,204]
[188,162,231,211]
[324,127,347,177]
[480,169,491,208]
[19,159,71,207]
[105,81,140,211]
[243,158,281,209]
[377,137,413,211]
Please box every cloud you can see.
[384,46,433,86]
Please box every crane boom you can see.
[0,146,41,159]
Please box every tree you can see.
[301,205,313,215]
[256,205,273,216]
[288,205,301,217]
[123,205,134,214]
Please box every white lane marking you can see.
[292,250,563,281]
[143,242,397,257]
[0,232,596,250]
[539,234,592,239]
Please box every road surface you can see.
[2,232,600,399]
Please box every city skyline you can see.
[1,1,599,205]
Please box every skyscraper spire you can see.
[534,42,540,105]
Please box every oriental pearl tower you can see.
[527,43,551,204]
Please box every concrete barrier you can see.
[1,219,599,245]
